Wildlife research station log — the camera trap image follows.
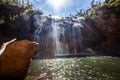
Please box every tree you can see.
[22,0,24,6]
[105,0,109,3]
[75,9,84,17]
[91,0,95,7]
[0,0,32,22]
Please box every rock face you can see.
[85,5,120,46]
[95,13,120,45]
[84,5,120,56]
[0,40,38,80]
[33,15,56,59]
[94,13,120,56]
[59,21,84,54]
[82,18,104,47]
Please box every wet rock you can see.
[33,16,56,59]
[0,40,38,80]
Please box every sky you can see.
[30,0,105,17]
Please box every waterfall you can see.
[33,15,84,59]
[34,25,43,42]
[51,18,59,54]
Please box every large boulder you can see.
[0,39,38,80]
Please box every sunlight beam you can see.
[47,0,66,11]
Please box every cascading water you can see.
[33,15,84,59]
[51,16,68,55]
[51,18,59,54]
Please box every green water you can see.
[25,57,120,80]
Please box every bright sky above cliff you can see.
[30,0,105,17]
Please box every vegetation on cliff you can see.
[0,0,32,23]
[0,0,36,43]
[75,0,120,19]
[84,0,120,19]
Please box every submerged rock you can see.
[0,39,38,80]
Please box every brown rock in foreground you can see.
[0,40,38,80]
